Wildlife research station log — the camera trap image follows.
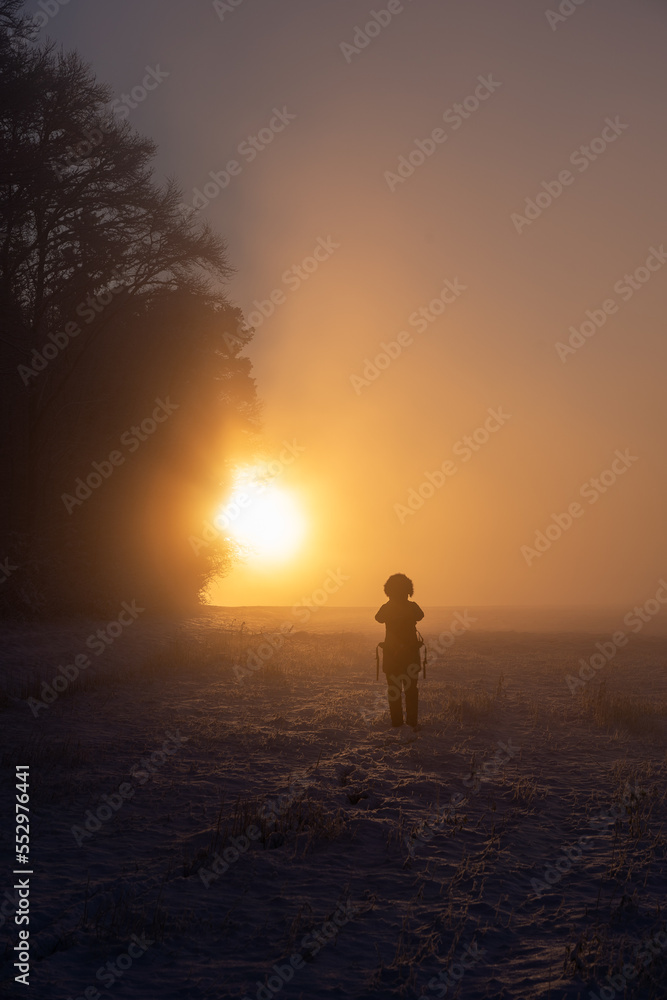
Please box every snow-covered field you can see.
[1,607,666,1000]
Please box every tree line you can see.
[0,0,259,615]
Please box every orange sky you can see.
[50,0,667,608]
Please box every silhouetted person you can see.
[375,573,424,728]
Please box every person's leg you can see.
[405,674,419,727]
[386,673,404,726]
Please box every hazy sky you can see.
[39,0,667,608]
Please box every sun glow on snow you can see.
[215,467,306,563]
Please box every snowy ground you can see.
[1,607,666,1000]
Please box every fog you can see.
[43,0,667,609]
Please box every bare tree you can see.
[0,6,259,613]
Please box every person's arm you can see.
[413,603,424,622]
[375,604,387,623]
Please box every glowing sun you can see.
[215,469,306,562]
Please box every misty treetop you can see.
[0,0,259,615]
